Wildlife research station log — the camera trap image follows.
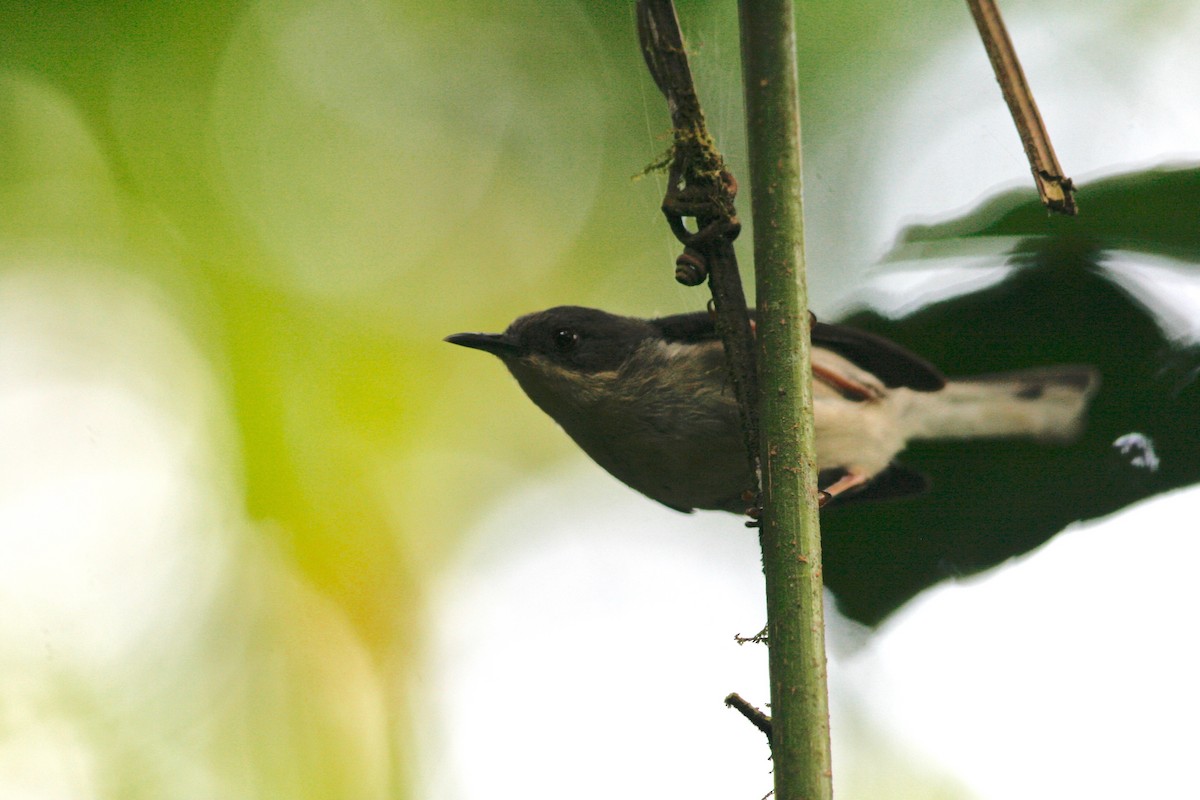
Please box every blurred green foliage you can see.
[2,0,1198,797]
[894,165,1200,263]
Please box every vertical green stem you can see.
[738,2,833,798]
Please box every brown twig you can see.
[725,692,773,741]
[636,0,761,477]
[966,0,1077,215]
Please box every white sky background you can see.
[424,467,1200,800]
[0,264,236,798]
[0,262,396,799]
[423,5,1200,799]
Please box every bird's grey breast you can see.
[511,338,748,511]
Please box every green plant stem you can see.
[738,2,833,798]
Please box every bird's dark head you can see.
[445,306,656,374]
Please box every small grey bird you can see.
[447,306,1098,514]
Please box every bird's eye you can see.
[552,327,579,351]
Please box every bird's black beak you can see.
[444,331,521,358]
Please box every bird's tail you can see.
[905,365,1100,442]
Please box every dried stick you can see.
[636,0,761,478]
[966,0,1077,215]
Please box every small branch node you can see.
[725,692,773,741]
[734,626,769,645]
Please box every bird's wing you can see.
[651,309,946,391]
[650,310,724,343]
[810,319,946,391]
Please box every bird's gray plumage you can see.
[447,306,1099,513]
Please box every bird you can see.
[446,306,1099,515]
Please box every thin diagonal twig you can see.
[966,0,1077,215]
[636,0,760,479]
